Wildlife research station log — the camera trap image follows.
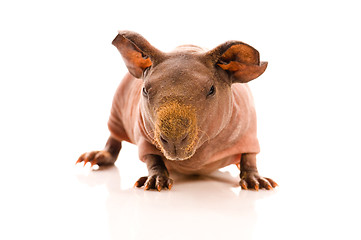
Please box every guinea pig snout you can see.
[158,131,190,159]
[155,101,198,160]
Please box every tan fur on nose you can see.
[155,100,198,156]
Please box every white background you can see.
[1,0,360,239]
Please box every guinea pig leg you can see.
[239,153,278,190]
[76,136,122,167]
[134,155,173,191]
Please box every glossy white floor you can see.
[1,1,361,239]
[1,137,360,240]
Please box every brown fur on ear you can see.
[208,41,267,83]
[112,31,163,78]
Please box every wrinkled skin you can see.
[77,31,277,191]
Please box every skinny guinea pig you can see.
[77,31,278,191]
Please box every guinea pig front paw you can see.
[134,175,174,191]
[76,150,115,167]
[239,171,278,191]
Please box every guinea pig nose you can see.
[160,135,168,144]
[181,134,188,143]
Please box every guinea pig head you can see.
[112,31,267,161]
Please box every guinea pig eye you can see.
[142,87,148,97]
[207,85,215,97]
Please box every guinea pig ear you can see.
[112,31,164,78]
[208,41,267,83]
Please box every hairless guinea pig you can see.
[77,30,278,191]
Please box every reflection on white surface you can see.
[74,164,269,240]
[1,137,354,240]
[1,129,360,240]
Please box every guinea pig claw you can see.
[144,184,150,191]
[134,177,147,188]
[167,179,173,190]
[240,171,278,191]
[265,177,278,188]
[83,159,89,167]
[76,154,85,165]
[135,175,172,191]
[240,180,248,190]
